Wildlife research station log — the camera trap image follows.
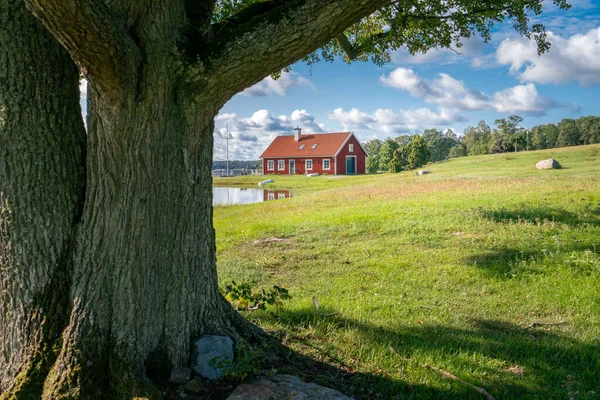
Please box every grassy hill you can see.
[213,145,600,399]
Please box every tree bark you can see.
[0,0,86,397]
[42,73,257,399]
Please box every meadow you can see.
[213,145,600,399]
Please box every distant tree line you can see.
[364,129,451,173]
[461,115,600,156]
[212,160,260,171]
[363,115,600,173]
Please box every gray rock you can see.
[191,335,234,380]
[183,377,205,394]
[417,170,430,175]
[535,158,561,169]
[169,367,192,384]
[258,179,274,187]
[226,374,353,400]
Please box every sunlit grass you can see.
[214,145,600,399]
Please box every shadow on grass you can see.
[258,309,599,400]
[479,205,600,228]
[466,205,600,277]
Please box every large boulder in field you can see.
[191,335,234,380]
[227,374,353,400]
[536,158,561,169]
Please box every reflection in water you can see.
[263,190,293,202]
[213,187,292,206]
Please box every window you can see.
[305,159,313,170]
[299,144,305,150]
[349,144,354,152]
[278,160,285,170]
[268,192,275,200]
[323,159,330,170]
[311,143,318,149]
[267,160,274,171]
[278,193,285,199]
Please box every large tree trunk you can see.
[2,0,392,397]
[42,58,254,400]
[0,0,86,397]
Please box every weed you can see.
[222,281,291,312]
[209,341,263,380]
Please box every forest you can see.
[364,115,600,173]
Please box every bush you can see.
[448,144,467,158]
[406,135,430,169]
[388,150,403,173]
[366,155,379,173]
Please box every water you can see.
[213,187,292,206]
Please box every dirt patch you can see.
[252,237,292,246]
[506,365,524,379]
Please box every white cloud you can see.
[380,67,561,115]
[290,109,324,133]
[213,109,325,160]
[496,27,600,86]
[242,72,317,97]
[328,107,465,136]
[492,84,559,116]
[380,68,490,111]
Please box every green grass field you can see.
[213,145,600,399]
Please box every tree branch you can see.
[336,6,503,61]
[25,0,142,103]
[185,0,218,41]
[196,0,394,105]
[336,33,357,60]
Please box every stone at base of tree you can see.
[417,170,430,175]
[183,377,205,394]
[226,374,353,400]
[536,158,561,169]
[191,335,234,380]
[169,367,192,384]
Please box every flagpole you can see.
[226,123,229,177]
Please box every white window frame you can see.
[323,159,330,170]
[349,144,354,153]
[267,160,274,171]
[305,159,313,170]
[278,160,285,171]
[268,192,275,200]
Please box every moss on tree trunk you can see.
[0,0,86,397]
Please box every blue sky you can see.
[214,0,600,161]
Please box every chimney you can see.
[294,127,302,142]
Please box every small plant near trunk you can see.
[222,281,291,312]
[209,341,263,380]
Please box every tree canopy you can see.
[211,0,570,69]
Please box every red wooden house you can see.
[259,128,367,175]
